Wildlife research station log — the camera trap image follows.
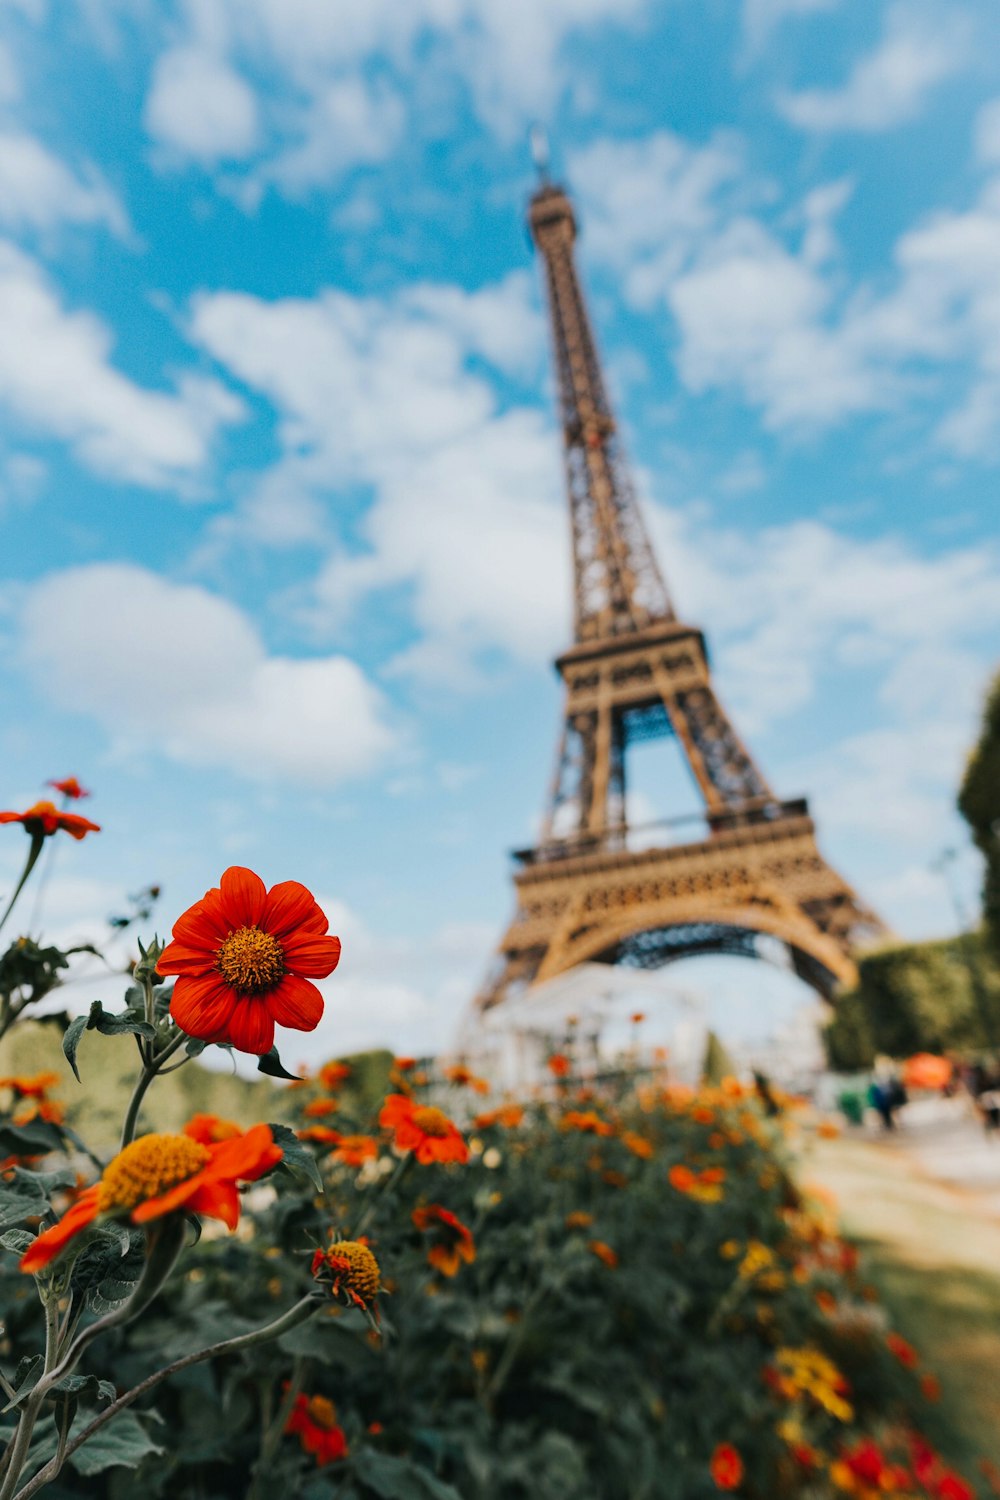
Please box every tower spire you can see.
[528,178,674,642]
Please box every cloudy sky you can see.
[0,0,997,1065]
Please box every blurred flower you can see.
[630,1012,645,1025]
[47,776,90,799]
[183,1113,243,1145]
[560,1110,613,1137]
[312,1240,380,1310]
[157,866,341,1056]
[547,1054,571,1078]
[921,1373,941,1401]
[0,801,100,840]
[379,1095,468,1164]
[565,1211,593,1229]
[588,1239,618,1268]
[303,1098,338,1118]
[21,1124,281,1273]
[709,1442,744,1489]
[886,1331,919,1367]
[443,1064,490,1094]
[0,1072,61,1099]
[318,1061,350,1091]
[285,1392,348,1466]
[473,1104,524,1130]
[621,1131,653,1159]
[412,1204,476,1277]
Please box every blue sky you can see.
[0,0,998,1062]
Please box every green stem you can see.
[119,1031,187,1150]
[11,1297,321,1500]
[0,835,46,941]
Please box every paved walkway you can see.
[849,1094,1000,1221]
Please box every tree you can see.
[959,670,1000,963]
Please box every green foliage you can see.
[959,668,1000,962]
[824,931,1000,1066]
[701,1029,736,1084]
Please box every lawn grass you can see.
[803,1133,1000,1476]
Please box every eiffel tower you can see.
[475,173,888,1015]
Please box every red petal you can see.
[169,974,237,1041]
[170,888,230,946]
[268,974,324,1032]
[219,867,266,928]
[227,998,274,1055]
[207,1123,281,1181]
[156,941,217,977]
[263,881,325,938]
[130,1173,203,1223]
[282,933,341,978]
[186,1178,241,1230]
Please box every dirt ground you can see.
[800,1114,1000,1475]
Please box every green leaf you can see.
[63,1002,156,1081]
[0,1228,35,1255]
[0,1120,64,1159]
[0,1168,51,1231]
[268,1122,323,1192]
[53,1373,116,1407]
[352,1451,464,1500]
[4,1355,42,1411]
[71,1223,145,1312]
[68,1409,163,1476]
[257,1046,301,1081]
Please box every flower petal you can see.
[156,941,218,977]
[268,974,324,1032]
[263,880,326,938]
[219,867,266,928]
[169,974,237,1041]
[20,1187,101,1274]
[170,887,231,947]
[186,1178,242,1231]
[227,998,275,1055]
[130,1173,204,1223]
[207,1123,283,1182]
[282,933,341,979]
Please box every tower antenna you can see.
[529,123,551,185]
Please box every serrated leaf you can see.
[257,1046,301,1081]
[67,1409,163,1476]
[268,1122,323,1192]
[351,1450,464,1500]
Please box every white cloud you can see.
[975,96,1000,165]
[18,564,397,786]
[574,130,1000,451]
[139,0,650,188]
[777,3,970,133]
[0,131,129,235]
[0,39,20,104]
[190,270,566,677]
[741,0,841,55]
[145,46,260,162]
[0,241,243,485]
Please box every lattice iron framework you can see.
[474,178,888,1015]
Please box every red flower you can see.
[303,1098,337,1118]
[938,1476,975,1500]
[379,1094,468,1164]
[285,1393,348,1466]
[886,1331,919,1367]
[547,1053,571,1077]
[412,1204,476,1276]
[183,1113,243,1145]
[47,777,90,800]
[21,1124,281,1274]
[318,1061,350,1091]
[156,866,341,1056]
[845,1439,884,1485]
[0,801,100,841]
[0,1072,61,1099]
[710,1443,744,1490]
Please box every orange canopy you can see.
[901,1053,952,1090]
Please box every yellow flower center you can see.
[97,1133,209,1215]
[215,925,285,993]
[323,1240,381,1303]
[306,1395,338,1430]
[412,1106,451,1138]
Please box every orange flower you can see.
[588,1239,618,1268]
[560,1110,614,1136]
[444,1065,490,1095]
[312,1240,381,1310]
[547,1053,571,1077]
[474,1104,524,1130]
[886,1332,919,1368]
[565,1211,594,1229]
[318,1061,351,1091]
[297,1125,341,1145]
[183,1113,243,1145]
[303,1098,338,1118]
[710,1443,744,1490]
[692,1106,715,1124]
[669,1164,696,1193]
[20,1124,281,1274]
[0,801,100,841]
[630,1012,645,1024]
[0,1072,61,1099]
[412,1203,476,1276]
[285,1392,348,1466]
[14,1099,65,1126]
[394,1056,417,1071]
[379,1094,468,1165]
[621,1131,654,1159]
[156,866,341,1056]
[47,777,90,800]
[322,1132,378,1168]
